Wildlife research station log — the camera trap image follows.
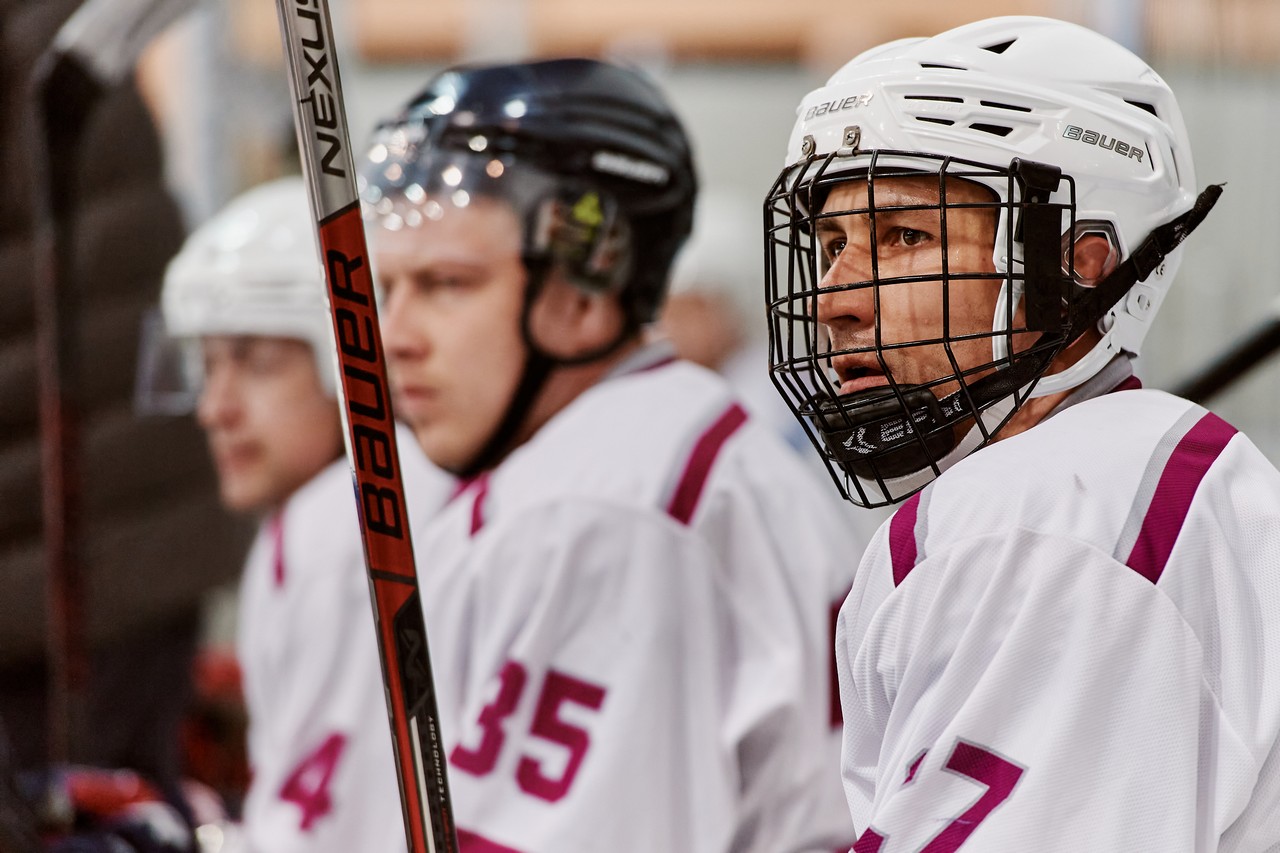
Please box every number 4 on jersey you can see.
[279,732,348,830]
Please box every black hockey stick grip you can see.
[272,2,459,852]
[1171,303,1280,404]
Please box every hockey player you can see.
[765,16,1280,851]
[157,177,454,852]
[360,59,860,851]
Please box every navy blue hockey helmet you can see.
[360,58,698,326]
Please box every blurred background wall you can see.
[0,0,251,785]
[138,0,1280,466]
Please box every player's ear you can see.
[1070,233,1119,287]
[526,271,628,361]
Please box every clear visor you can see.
[359,126,632,295]
[134,307,203,416]
[360,122,561,232]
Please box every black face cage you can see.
[764,149,1079,508]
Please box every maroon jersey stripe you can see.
[1126,411,1237,583]
[666,403,748,524]
[1113,374,1143,392]
[469,473,492,537]
[271,513,286,588]
[889,492,923,586]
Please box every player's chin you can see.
[416,426,478,474]
[218,473,275,514]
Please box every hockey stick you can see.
[1170,296,1280,404]
[30,0,198,767]
[272,3,459,852]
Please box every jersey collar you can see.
[1044,354,1140,421]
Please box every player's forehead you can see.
[200,334,310,360]
[819,173,994,215]
[369,193,523,267]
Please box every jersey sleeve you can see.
[836,527,1245,852]
[439,500,833,853]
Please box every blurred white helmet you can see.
[138,177,335,413]
[765,16,1220,506]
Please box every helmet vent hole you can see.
[920,62,967,71]
[905,94,963,104]
[1125,99,1159,117]
[980,100,1032,113]
[982,39,1017,54]
[969,122,1013,137]
[916,116,956,127]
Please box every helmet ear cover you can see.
[526,185,633,301]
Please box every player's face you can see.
[196,336,343,513]
[374,198,529,473]
[815,175,1005,400]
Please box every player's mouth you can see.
[832,356,888,396]
[392,383,438,420]
[211,442,261,477]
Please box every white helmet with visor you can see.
[138,177,336,414]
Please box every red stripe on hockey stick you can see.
[1126,411,1236,583]
[666,403,748,524]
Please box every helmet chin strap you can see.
[807,337,1056,485]
[992,267,1116,399]
[852,392,1019,504]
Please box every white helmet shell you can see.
[787,16,1196,387]
[161,176,336,396]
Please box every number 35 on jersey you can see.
[450,661,607,803]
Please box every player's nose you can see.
[379,281,424,367]
[196,364,241,431]
[816,245,876,330]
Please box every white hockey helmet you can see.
[142,177,336,413]
[765,16,1220,506]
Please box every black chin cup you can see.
[806,385,958,480]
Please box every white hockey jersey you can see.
[837,385,1280,852]
[415,347,861,852]
[237,427,454,853]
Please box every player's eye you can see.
[821,237,846,264]
[886,226,930,247]
[244,342,291,374]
